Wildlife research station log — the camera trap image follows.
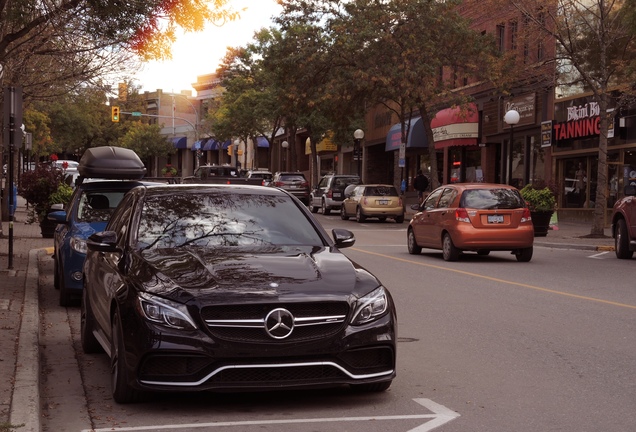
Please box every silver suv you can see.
[309,174,361,215]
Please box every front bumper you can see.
[119,306,396,392]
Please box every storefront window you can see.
[561,158,588,208]
[448,146,482,183]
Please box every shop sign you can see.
[541,121,553,147]
[552,101,616,140]
[504,93,536,128]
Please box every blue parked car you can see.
[48,146,154,306]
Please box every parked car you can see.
[81,183,397,403]
[611,184,636,259]
[309,174,361,214]
[52,160,80,172]
[246,169,273,186]
[407,183,534,262]
[271,171,310,204]
[48,146,154,306]
[341,184,404,223]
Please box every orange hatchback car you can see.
[407,183,534,262]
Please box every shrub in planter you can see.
[519,184,557,212]
[19,165,71,223]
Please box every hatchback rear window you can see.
[364,186,398,196]
[281,175,306,182]
[460,189,525,209]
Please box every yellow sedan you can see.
[341,184,405,223]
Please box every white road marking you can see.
[82,398,459,432]
[588,251,610,259]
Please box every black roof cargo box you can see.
[78,146,146,179]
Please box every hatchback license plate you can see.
[488,215,504,224]
[378,200,389,205]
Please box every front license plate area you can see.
[487,215,504,224]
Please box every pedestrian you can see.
[413,170,429,203]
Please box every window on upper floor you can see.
[496,24,505,52]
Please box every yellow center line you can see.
[351,248,636,310]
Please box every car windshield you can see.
[136,192,324,250]
[77,190,128,222]
[460,188,525,209]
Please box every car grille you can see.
[200,302,350,343]
[138,347,395,386]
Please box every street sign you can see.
[131,111,142,117]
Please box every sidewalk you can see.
[0,194,616,432]
[0,195,52,432]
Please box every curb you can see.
[9,248,45,432]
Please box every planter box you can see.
[531,211,553,237]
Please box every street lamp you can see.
[353,129,364,178]
[281,140,289,171]
[503,110,520,185]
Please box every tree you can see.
[506,0,636,236]
[118,121,174,163]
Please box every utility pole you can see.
[3,86,23,269]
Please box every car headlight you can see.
[351,286,389,325]
[137,292,197,330]
[70,237,87,254]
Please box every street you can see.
[38,213,636,432]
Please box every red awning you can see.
[431,103,479,149]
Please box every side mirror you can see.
[87,231,121,253]
[332,228,355,249]
[47,210,67,224]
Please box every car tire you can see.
[356,207,366,223]
[442,233,460,261]
[81,290,104,354]
[309,197,319,213]
[340,205,349,220]
[395,215,404,224]
[615,219,634,259]
[111,309,143,404]
[516,246,533,262]
[407,228,422,255]
[322,200,331,215]
[350,380,392,392]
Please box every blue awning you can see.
[385,117,428,151]
[221,140,231,149]
[256,137,269,148]
[191,140,202,151]
[171,136,187,149]
[203,139,217,151]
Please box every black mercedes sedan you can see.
[81,184,397,403]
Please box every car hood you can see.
[70,221,108,239]
[133,245,378,303]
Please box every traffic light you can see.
[227,144,233,156]
[111,106,120,122]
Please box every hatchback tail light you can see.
[273,181,283,187]
[301,181,309,188]
[521,207,532,223]
[398,197,403,206]
[455,208,470,223]
[327,189,333,198]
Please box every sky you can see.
[133,0,283,94]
